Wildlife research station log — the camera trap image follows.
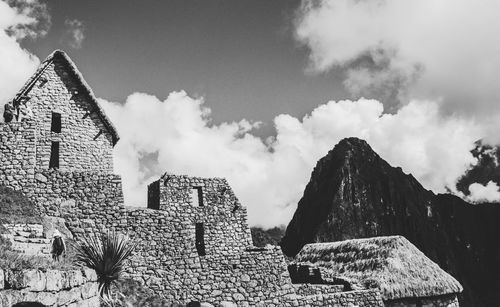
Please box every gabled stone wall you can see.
[14,57,114,173]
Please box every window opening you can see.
[51,112,61,133]
[49,141,60,169]
[190,187,203,207]
[195,223,206,256]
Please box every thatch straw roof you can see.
[294,236,463,300]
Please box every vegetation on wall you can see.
[0,186,41,225]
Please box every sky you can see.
[1,0,500,227]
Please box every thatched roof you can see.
[14,50,119,145]
[294,235,463,300]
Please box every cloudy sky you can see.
[1,0,500,227]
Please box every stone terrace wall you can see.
[386,293,460,307]
[297,289,384,307]
[293,283,344,296]
[0,268,99,307]
[0,121,37,192]
[19,56,114,172]
[1,223,51,256]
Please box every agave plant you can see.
[73,230,137,296]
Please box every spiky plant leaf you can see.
[73,230,137,296]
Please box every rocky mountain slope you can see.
[280,138,500,307]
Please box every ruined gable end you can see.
[147,173,254,256]
[11,50,119,173]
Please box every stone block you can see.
[81,281,99,299]
[232,293,245,301]
[46,269,64,291]
[33,291,58,306]
[57,286,83,305]
[67,269,84,287]
[35,173,48,183]
[83,268,98,281]
[24,270,46,292]
[67,296,100,307]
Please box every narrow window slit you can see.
[195,223,206,256]
[190,187,203,207]
[51,112,61,133]
[49,141,59,169]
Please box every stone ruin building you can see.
[0,50,461,306]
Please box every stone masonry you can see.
[386,294,459,307]
[0,268,99,307]
[11,50,117,173]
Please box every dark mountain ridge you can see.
[280,137,500,307]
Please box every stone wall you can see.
[149,174,253,255]
[31,169,123,218]
[0,169,307,305]
[0,268,99,307]
[293,283,344,296]
[386,294,460,307]
[2,170,290,304]
[2,223,51,256]
[296,289,384,307]
[15,56,114,173]
[0,121,37,192]
[0,155,386,306]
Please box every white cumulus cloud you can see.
[100,93,482,227]
[467,181,500,203]
[294,0,500,123]
[0,0,45,114]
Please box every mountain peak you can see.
[324,137,377,161]
[280,138,500,306]
[280,137,432,257]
